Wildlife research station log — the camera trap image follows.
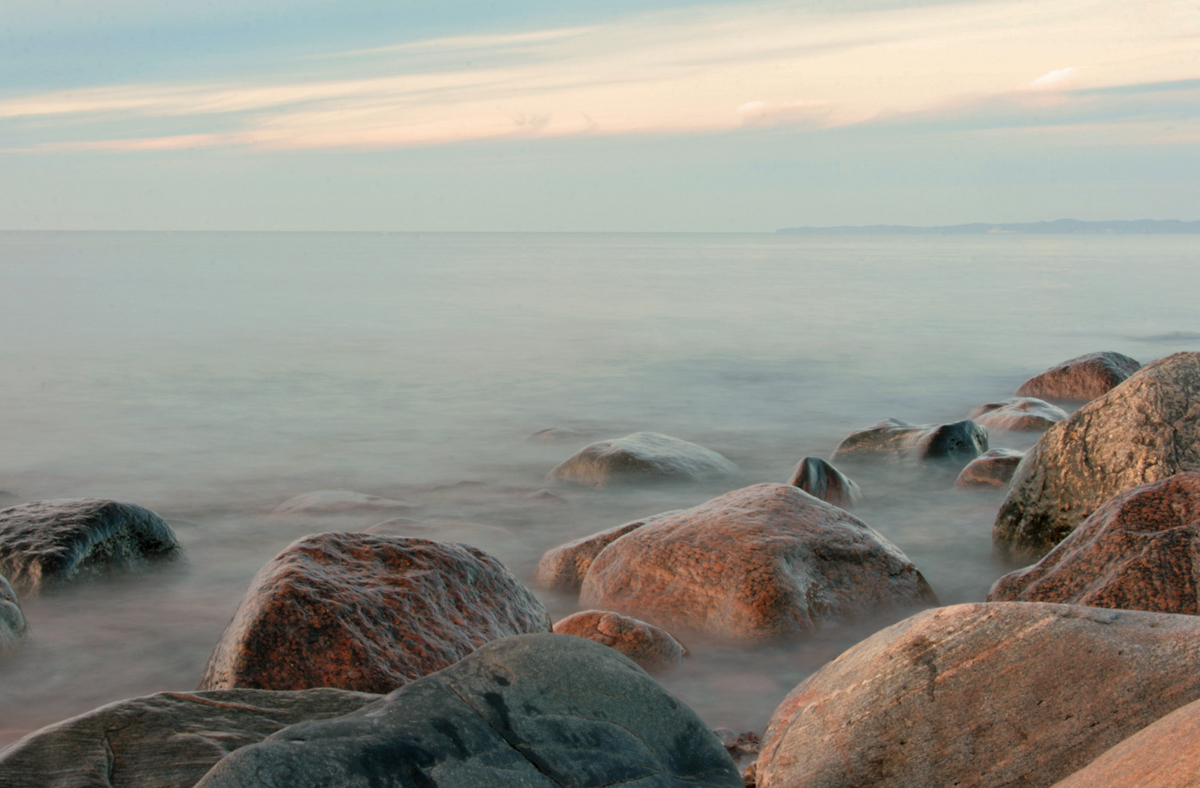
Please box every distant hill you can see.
[777,219,1200,235]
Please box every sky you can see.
[2,0,1198,231]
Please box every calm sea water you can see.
[1,230,1197,745]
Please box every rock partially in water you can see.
[194,633,743,788]
[270,490,417,515]
[198,533,551,694]
[1016,351,1141,403]
[0,499,182,595]
[528,427,586,444]
[578,484,937,643]
[757,602,1200,788]
[786,457,863,509]
[968,397,1067,432]
[0,574,26,653]
[553,610,687,672]
[0,688,378,788]
[954,448,1025,489]
[830,418,987,464]
[532,511,679,593]
[548,431,738,487]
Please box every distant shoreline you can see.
[777,219,1200,235]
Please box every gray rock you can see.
[0,574,25,653]
[1016,351,1141,403]
[830,418,987,464]
[194,633,743,788]
[786,457,863,508]
[968,397,1068,432]
[532,511,680,593]
[548,432,738,487]
[0,499,182,595]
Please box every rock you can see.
[532,511,679,593]
[270,490,416,515]
[756,602,1200,788]
[363,518,514,547]
[198,533,551,693]
[0,499,182,595]
[1016,351,1141,402]
[578,484,937,643]
[967,396,1068,432]
[953,448,1025,489]
[994,352,1200,561]
[525,489,566,503]
[989,473,1200,613]
[193,633,744,788]
[528,427,585,444]
[786,457,863,509]
[552,610,687,672]
[830,418,987,464]
[0,574,26,653]
[548,431,738,487]
[712,729,760,772]
[0,688,378,788]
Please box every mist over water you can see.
[1,230,1197,745]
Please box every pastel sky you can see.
[3,0,1198,230]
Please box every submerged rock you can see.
[270,490,416,515]
[548,431,738,487]
[1016,351,1141,403]
[954,448,1025,489]
[830,418,987,464]
[553,610,687,672]
[968,397,1067,432]
[0,498,182,595]
[0,574,25,653]
[786,457,863,509]
[532,511,679,593]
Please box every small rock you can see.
[786,457,863,509]
[528,427,585,444]
[526,489,566,503]
[548,431,738,487]
[968,397,1068,432]
[532,511,679,593]
[954,448,1025,489]
[831,418,987,464]
[0,573,26,653]
[553,610,687,672]
[270,490,416,515]
[1016,351,1141,403]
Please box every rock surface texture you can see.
[786,457,863,509]
[994,352,1200,561]
[198,533,551,693]
[533,511,678,593]
[548,432,738,487]
[968,397,1068,432]
[1016,351,1141,402]
[830,418,987,464]
[270,490,416,515]
[954,448,1025,489]
[0,574,25,652]
[757,602,1200,788]
[0,499,182,595]
[0,688,378,788]
[578,484,936,642]
[194,634,744,788]
[552,610,687,672]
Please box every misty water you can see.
[1,230,1197,747]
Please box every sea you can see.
[0,230,1197,746]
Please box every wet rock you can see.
[968,396,1068,432]
[194,633,743,788]
[830,418,987,464]
[198,533,551,694]
[270,490,416,515]
[713,729,760,773]
[989,473,1200,613]
[1016,351,1141,403]
[578,484,937,643]
[954,448,1025,489]
[757,602,1200,788]
[553,610,687,672]
[786,457,863,509]
[0,688,378,788]
[548,431,738,487]
[532,511,679,593]
[528,427,585,444]
[0,498,182,595]
[0,574,25,653]
[994,352,1200,561]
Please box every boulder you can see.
[0,574,25,652]
[953,448,1025,489]
[786,457,863,509]
[994,352,1200,561]
[270,490,416,515]
[552,610,687,672]
[548,432,738,487]
[578,484,937,643]
[532,511,679,593]
[989,473,1200,613]
[193,634,743,788]
[0,499,182,595]
[1016,351,1141,402]
[198,533,551,694]
[967,397,1067,432]
[830,418,987,464]
[0,688,378,788]
[757,602,1200,788]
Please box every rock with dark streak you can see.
[0,574,25,652]
[968,397,1068,432]
[1016,351,1141,403]
[954,448,1025,489]
[786,457,863,509]
[831,418,987,464]
[553,610,687,672]
[548,432,738,487]
[532,511,679,593]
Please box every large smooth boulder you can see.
[553,610,687,672]
[830,418,987,464]
[786,457,863,509]
[0,574,25,652]
[548,432,738,487]
[270,490,416,515]
[757,602,1200,788]
[0,499,182,595]
[578,484,936,643]
[194,633,743,788]
[954,448,1024,489]
[198,533,551,694]
[1016,351,1141,403]
[994,352,1200,561]
[0,688,378,788]
[968,397,1067,432]
[533,511,679,593]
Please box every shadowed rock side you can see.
[757,602,1200,788]
[830,418,987,464]
[989,474,1200,613]
[1016,351,1141,403]
[0,499,182,595]
[968,397,1068,432]
[786,457,863,509]
[994,352,1200,562]
[270,490,417,515]
[553,610,687,672]
[194,634,744,788]
[0,688,379,788]
[0,574,25,653]
[532,511,679,593]
[198,533,551,694]
[548,432,738,487]
[954,448,1025,489]
[578,484,937,643]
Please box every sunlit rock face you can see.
[1016,351,1141,403]
[553,610,687,673]
[968,396,1067,432]
[954,448,1025,489]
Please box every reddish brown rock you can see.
[548,431,738,487]
[552,610,687,672]
[577,484,936,643]
[831,418,987,464]
[197,533,551,694]
[1016,351,1141,402]
[532,510,678,592]
[786,457,863,509]
[968,396,1068,432]
[757,602,1200,788]
[954,448,1025,489]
